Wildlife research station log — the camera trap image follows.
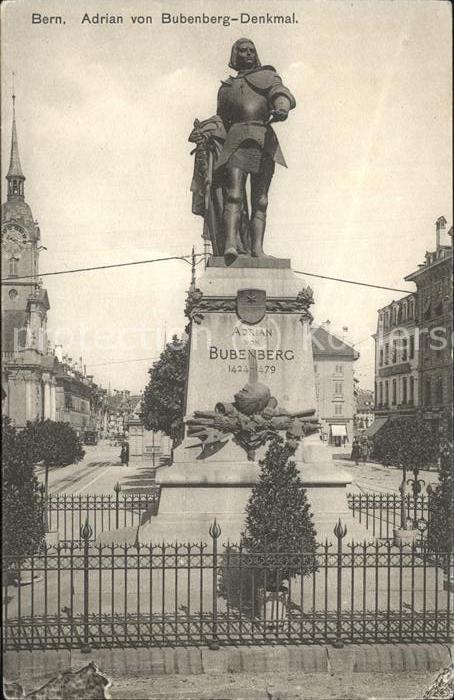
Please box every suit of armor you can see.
[216,63,295,262]
[189,39,296,262]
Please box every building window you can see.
[384,311,390,328]
[379,382,383,405]
[392,379,397,405]
[384,343,389,365]
[425,379,431,406]
[409,335,415,360]
[436,377,443,405]
[384,381,389,406]
[402,338,408,362]
[9,257,19,277]
[409,299,415,319]
[334,404,343,415]
[8,288,18,300]
[392,340,397,364]
[379,348,384,366]
[335,364,343,374]
[334,382,343,396]
[314,364,318,375]
[409,377,415,403]
[401,303,407,322]
[402,377,407,404]
[392,306,398,325]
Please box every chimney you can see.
[342,326,349,341]
[435,216,447,249]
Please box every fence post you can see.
[209,519,221,650]
[39,482,48,532]
[81,518,93,653]
[333,519,347,649]
[114,482,121,530]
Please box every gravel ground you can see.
[108,670,435,699]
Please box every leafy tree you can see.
[373,416,437,474]
[373,416,438,529]
[141,335,189,446]
[2,417,45,569]
[22,420,85,531]
[427,434,453,557]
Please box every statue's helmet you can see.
[229,38,261,71]
[234,382,270,416]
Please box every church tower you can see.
[1,94,56,425]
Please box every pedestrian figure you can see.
[359,435,369,465]
[120,441,129,467]
[351,436,360,465]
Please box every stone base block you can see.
[138,456,367,545]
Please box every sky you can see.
[1,0,452,393]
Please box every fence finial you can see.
[114,481,121,495]
[209,519,221,539]
[333,518,347,539]
[81,518,93,541]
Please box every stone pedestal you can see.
[139,258,365,545]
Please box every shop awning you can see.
[330,424,347,437]
[363,416,389,438]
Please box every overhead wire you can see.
[2,253,414,293]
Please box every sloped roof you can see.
[7,113,24,179]
[356,388,374,412]
[312,326,359,359]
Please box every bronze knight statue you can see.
[189,38,296,263]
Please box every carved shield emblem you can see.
[237,289,266,325]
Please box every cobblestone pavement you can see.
[35,442,158,496]
[35,441,439,499]
[334,458,438,495]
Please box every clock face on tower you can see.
[1,223,28,253]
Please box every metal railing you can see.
[44,484,161,542]
[2,520,452,651]
[347,492,433,540]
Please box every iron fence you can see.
[347,492,433,540]
[44,484,161,543]
[2,520,452,651]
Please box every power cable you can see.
[3,254,414,293]
[85,357,155,367]
[1,253,203,282]
[293,269,412,294]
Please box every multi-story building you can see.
[373,292,419,419]
[1,98,58,426]
[372,216,453,434]
[354,388,375,431]
[54,357,93,437]
[1,100,108,432]
[405,216,453,429]
[312,325,359,446]
[106,390,142,438]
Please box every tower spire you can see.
[7,80,25,200]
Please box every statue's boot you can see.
[250,211,270,258]
[223,202,240,264]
